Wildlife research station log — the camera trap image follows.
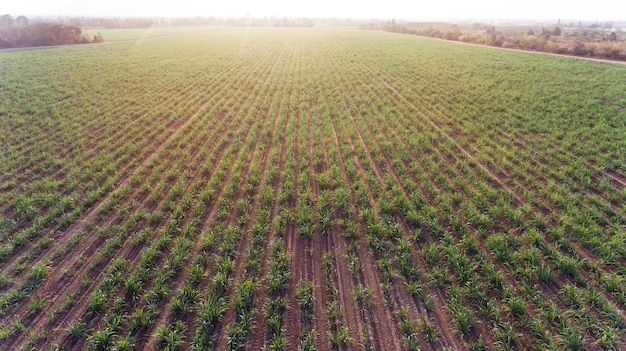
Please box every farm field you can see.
[1,27,625,350]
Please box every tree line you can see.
[0,15,102,49]
[12,15,367,30]
[371,20,626,61]
[62,16,319,29]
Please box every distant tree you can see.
[0,14,13,27]
[69,17,82,28]
[571,38,587,56]
[0,37,10,48]
[383,19,397,32]
[0,19,95,48]
[365,19,625,62]
[607,32,617,42]
[93,32,104,42]
[15,15,28,27]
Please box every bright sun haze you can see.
[3,0,625,20]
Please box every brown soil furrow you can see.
[337,104,463,351]
[283,107,313,350]
[311,97,332,351]
[326,121,366,350]
[311,234,331,351]
[342,105,473,350]
[327,115,403,350]
[227,81,295,351]
[284,71,330,348]
[282,223,300,346]
[328,232,363,350]
[281,102,304,350]
[601,170,626,190]
[294,89,323,345]
[290,79,331,350]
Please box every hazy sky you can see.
[3,0,625,21]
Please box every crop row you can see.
[1,27,625,350]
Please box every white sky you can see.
[3,0,625,21]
